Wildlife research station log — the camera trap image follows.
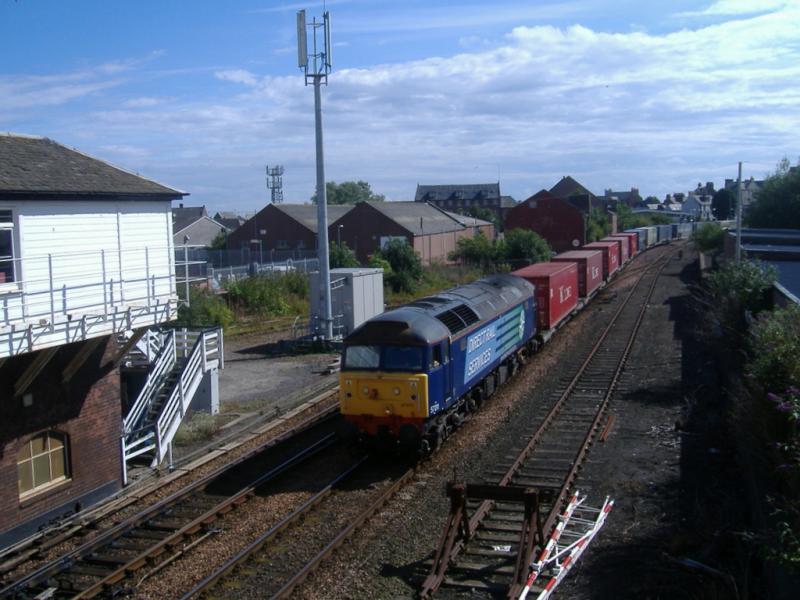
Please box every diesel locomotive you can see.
[339,274,536,453]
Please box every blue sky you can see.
[2,0,799,214]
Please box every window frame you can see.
[17,431,71,499]
[0,208,18,291]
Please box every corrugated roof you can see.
[274,203,353,233]
[369,201,465,235]
[0,133,185,197]
[444,211,494,227]
[415,183,500,202]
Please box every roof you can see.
[553,250,602,259]
[513,262,576,278]
[415,183,500,202]
[444,211,494,227]
[173,205,207,233]
[0,134,185,198]
[500,195,517,208]
[273,203,353,233]
[549,176,595,200]
[770,260,800,300]
[367,201,465,235]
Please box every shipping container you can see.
[656,224,672,243]
[582,241,620,279]
[512,262,578,330]
[602,236,629,263]
[671,222,693,239]
[551,249,603,298]
[626,228,647,251]
[641,226,658,247]
[612,231,639,256]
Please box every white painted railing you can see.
[122,329,177,436]
[0,244,201,358]
[153,328,222,466]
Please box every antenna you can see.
[296,10,308,68]
[266,165,284,204]
[324,11,332,69]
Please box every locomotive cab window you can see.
[431,346,442,369]
[384,346,424,371]
[343,345,380,370]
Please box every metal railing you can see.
[0,244,190,357]
[208,258,319,287]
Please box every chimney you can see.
[179,203,184,208]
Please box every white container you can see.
[311,267,384,337]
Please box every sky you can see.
[1,0,799,214]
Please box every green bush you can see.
[225,273,300,316]
[706,260,776,333]
[373,239,422,293]
[749,305,800,393]
[692,222,725,253]
[449,233,498,267]
[176,287,234,328]
[501,229,551,265]
[329,241,359,268]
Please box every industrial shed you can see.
[504,190,586,253]
[331,201,488,265]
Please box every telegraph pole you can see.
[297,9,333,339]
[735,161,743,264]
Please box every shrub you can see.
[173,412,222,446]
[329,242,359,268]
[175,287,234,328]
[706,260,776,334]
[749,305,800,393]
[449,233,498,267]
[225,273,296,316]
[374,239,422,293]
[692,222,725,253]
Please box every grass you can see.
[172,412,224,446]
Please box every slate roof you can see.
[368,201,465,235]
[549,176,596,200]
[275,203,353,232]
[443,211,494,227]
[415,183,500,202]
[500,195,517,208]
[172,205,208,233]
[0,134,185,198]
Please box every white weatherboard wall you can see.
[0,199,178,358]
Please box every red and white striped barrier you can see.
[519,493,614,600]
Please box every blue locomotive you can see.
[339,274,536,452]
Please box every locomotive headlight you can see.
[393,387,400,396]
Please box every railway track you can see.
[181,462,416,599]
[0,407,342,599]
[421,245,677,598]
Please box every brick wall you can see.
[505,195,586,253]
[0,336,121,538]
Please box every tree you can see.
[329,242,359,268]
[311,180,385,205]
[747,158,800,229]
[616,204,650,230]
[644,195,660,204]
[586,208,610,242]
[208,230,228,250]
[449,232,498,268]
[500,229,551,265]
[692,222,724,253]
[373,239,422,293]
[711,188,736,220]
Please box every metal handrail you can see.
[123,330,176,434]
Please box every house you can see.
[331,201,489,265]
[213,211,247,232]
[602,187,643,208]
[550,175,617,232]
[226,203,353,260]
[683,190,713,220]
[0,134,186,545]
[172,204,229,247]
[724,177,764,209]
[414,183,516,223]
[504,190,587,253]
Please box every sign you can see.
[463,305,526,385]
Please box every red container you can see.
[582,241,619,279]
[551,250,603,297]
[611,232,638,257]
[512,262,578,330]
[602,236,629,263]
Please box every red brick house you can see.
[226,203,352,259]
[504,190,586,253]
[331,201,493,265]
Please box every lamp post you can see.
[337,224,343,248]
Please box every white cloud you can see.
[6,3,799,210]
[214,69,259,86]
[678,0,793,17]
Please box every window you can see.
[0,210,16,285]
[276,240,289,249]
[344,345,380,369]
[17,432,70,497]
[431,345,442,369]
[384,346,424,371]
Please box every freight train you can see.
[338,223,693,453]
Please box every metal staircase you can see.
[120,327,223,482]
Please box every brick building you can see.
[331,201,494,265]
[0,134,183,545]
[226,203,352,258]
[504,190,586,253]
